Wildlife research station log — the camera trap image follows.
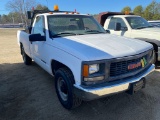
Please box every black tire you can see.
[55,68,82,110]
[21,45,32,65]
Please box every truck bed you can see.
[17,30,31,57]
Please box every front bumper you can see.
[73,64,155,101]
[158,47,160,61]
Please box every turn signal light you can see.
[83,65,89,77]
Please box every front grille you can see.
[110,54,148,77]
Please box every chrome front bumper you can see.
[158,47,160,61]
[74,64,155,101]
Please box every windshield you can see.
[47,15,106,37]
[126,17,153,29]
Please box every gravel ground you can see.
[0,29,160,120]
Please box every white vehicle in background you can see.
[17,7,155,110]
[19,23,25,27]
[98,12,160,63]
[148,20,160,28]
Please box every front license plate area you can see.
[127,78,146,95]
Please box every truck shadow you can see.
[0,62,55,120]
[0,62,160,120]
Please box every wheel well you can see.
[51,60,75,84]
[51,60,73,76]
[20,43,23,54]
[149,42,158,62]
[149,42,158,52]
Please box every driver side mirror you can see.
[106,30,110,34]
[114,23,121,31]
[121,27,128,31]
[29,34,45,42]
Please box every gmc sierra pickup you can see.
[17,8,155,109]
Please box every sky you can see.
[0,0,160,15]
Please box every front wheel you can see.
[55,68,82,110]
[21,45,32,65]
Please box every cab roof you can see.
[38,12,88,16]
[110,15,140,17]
[27,10,88,20]
[27,10,89,26]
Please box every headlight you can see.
[82,63,106,85]
[89,64,99,74]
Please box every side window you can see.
[108,17,127,30]
[32,16,45,36]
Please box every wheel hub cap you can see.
[57,77,68,101]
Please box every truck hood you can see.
[132,27,160,40]
[54,34,153,61]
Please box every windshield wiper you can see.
[148,25,154,28]
[136,26,154,29]
[136,26,147,29]
[52,32,77,37]
[85,30,105,33]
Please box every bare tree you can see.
[35,4,49,11]
[6,0,37,25]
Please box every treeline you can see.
[122,1,160,20]
[93,1,160,21]
[0,0,49,24]
[1,0,160,25]
[0,4,48,24]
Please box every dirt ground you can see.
[0,29,160,120]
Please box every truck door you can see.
[107,17,130,37]
[30,15,47,65]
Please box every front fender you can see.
[47,46,82,85]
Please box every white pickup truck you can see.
[17,9,155,109]
[98,12,160,63]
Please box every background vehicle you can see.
[98,12,160,63]
[17,8,154,109]
[148,20,160,28]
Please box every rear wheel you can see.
[55,68,82,110]
[21,45,32,65]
